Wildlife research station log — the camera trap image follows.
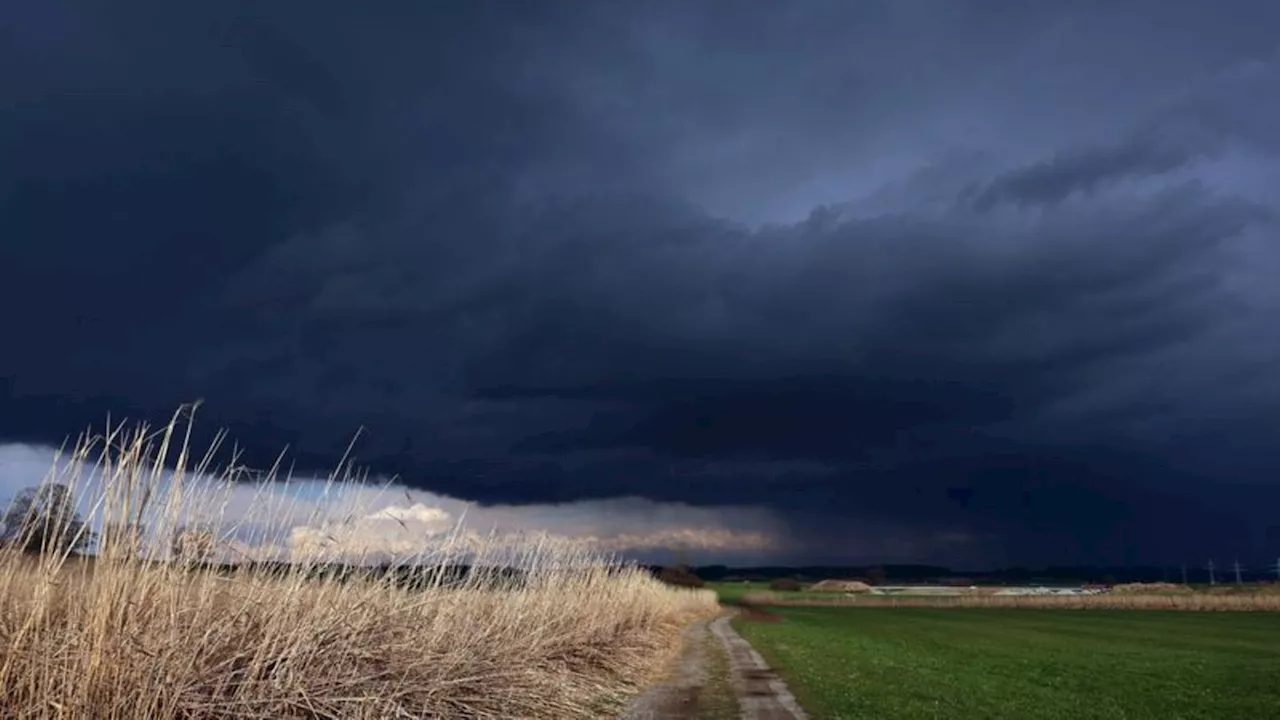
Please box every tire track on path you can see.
[622,608,807,720]
[711,612,808,720]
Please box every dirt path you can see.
[621,609,807,720]
[710,613,809,720]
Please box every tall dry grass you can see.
[0,414,717,719]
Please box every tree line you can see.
[0,482,216,562]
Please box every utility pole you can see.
[1181,564,1188,585]
[1274,558,1279,582]
[1207,559,1216,585]
[1233,559,1243,585]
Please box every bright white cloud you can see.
[0,441,786,565]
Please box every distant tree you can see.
[700,564,730,581]
[0,484,93,555]
[769,577,805,592]
[866,566,887,586]
[99,521,147,559]
[172,526,216,564]
[656,564,705,588]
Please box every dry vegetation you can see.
[1110,582,1191,593]
[0,415,718,719]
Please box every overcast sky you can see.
[3,1,1279,568]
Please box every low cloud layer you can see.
[3,2,1280,566]
[0,442,785,565]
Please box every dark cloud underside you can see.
[3,0,1280,565]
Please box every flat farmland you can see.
[733,607,1280,719]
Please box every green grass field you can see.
[706,581,770,603]
[706,580,840,603]
[733,607,1280,719]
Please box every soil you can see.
[620,616,723,720]
[737,603,782,623]
[620,608,806,720]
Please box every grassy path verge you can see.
[621,616,738,720]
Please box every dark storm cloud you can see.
[3,1,1280,565]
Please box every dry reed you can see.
[0,413,717,719]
